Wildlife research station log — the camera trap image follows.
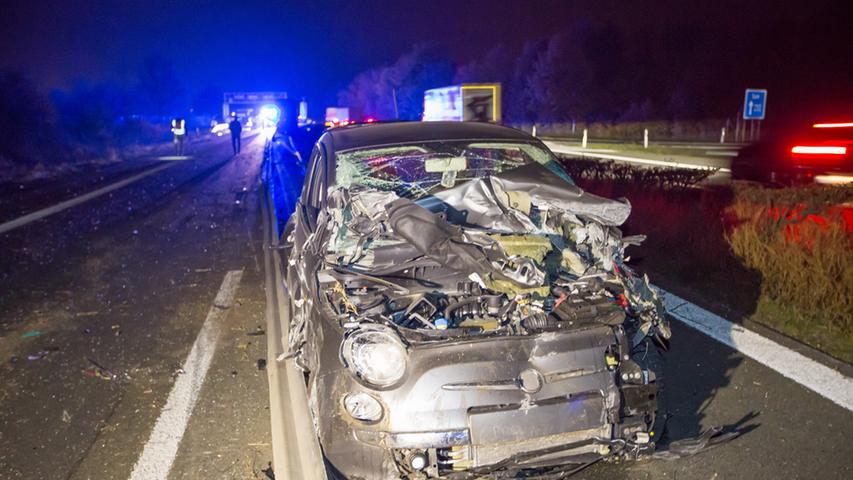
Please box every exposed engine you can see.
[325,268,631,338]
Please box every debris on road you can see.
[27,346,59,361]
[246,326,265,336]
[85,357,117,381]
[84,369,114,381]
[21,330,41,338]
[256,359,266,371]
[236,342,250,361]
[262,463,275,480]
[653,427,741,461]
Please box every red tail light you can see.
[812,122,853,129]
[791,145,847,155]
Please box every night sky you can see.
[2,0,850,119]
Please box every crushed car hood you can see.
[426,162,631,230]
[318,161,668,346]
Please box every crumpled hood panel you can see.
[432,162,631,230]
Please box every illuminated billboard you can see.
[423,84,501,122]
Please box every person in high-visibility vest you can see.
[171,117,187,155]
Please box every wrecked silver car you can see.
[282,122,671,479]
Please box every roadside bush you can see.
[559,157,713,190]
[726,185,853,341]
[0,71,60,165]
[113,118,171,146]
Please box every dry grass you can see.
[726,185,853,358]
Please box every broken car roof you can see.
[322,121,536,152]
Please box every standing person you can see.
[171,117,187,155]
[229,113,242,154]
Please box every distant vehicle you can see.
[325,107,351,127]
[731,122,853,184]
[281,122,682,479]
[423,84,502,123]
[211,123,230,137]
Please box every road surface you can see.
[0,133,850,479]
[0,135,275,479]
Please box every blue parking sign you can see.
[743,89,767,120]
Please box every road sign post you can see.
[743,89,767,120]
[742,88,767,141]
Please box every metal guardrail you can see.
[262,148,328,480]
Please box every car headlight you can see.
[343,392,383,422]
[342,326,407,388]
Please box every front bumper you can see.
[315,324,657,479]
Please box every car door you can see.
[283,144,327,363]
[282,145,321,271]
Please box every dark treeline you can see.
[0,55,222,168]
[339,18,852,126]
[337,32,718,124]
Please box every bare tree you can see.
[338,45,453,121]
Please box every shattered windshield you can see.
[335,140,573,198]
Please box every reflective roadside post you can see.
[582,128,588,148]
[720,127,726,143]
[643,129,649,149]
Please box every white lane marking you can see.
[545,141,732,173]
[129,270,243,480]
[0,162,178,235]
[657,287,853,412]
